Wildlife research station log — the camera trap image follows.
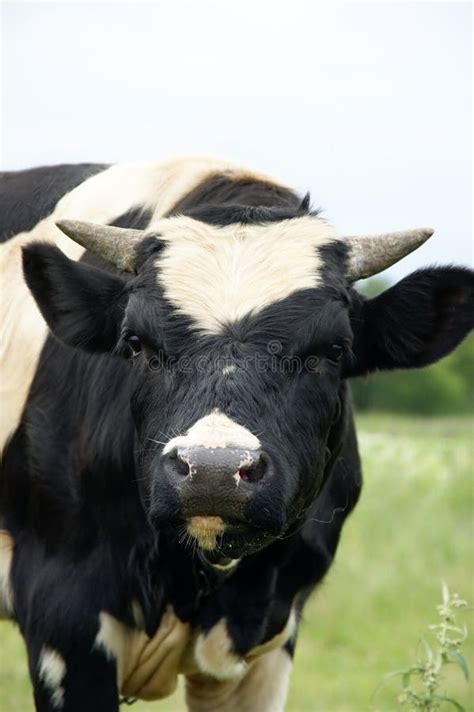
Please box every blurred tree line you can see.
[350,278,473,415]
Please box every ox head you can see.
[23,207,473,563]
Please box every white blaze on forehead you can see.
[162,410,261,454]
[154,214,336,334]
[38,646,66,710]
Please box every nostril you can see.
[238,453,269,484]
[175,452,192,477]
[163,448,191,478]
[238,465,261,483]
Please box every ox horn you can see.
[55,220,145,272]
[344,227,434,281]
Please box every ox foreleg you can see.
[25,637,119,712]
[185,647,293,712]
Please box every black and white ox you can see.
[0,157,472,712]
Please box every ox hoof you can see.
[194,619,248,681]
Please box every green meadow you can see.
[1,415,472,712]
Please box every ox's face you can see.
[23,212,473,561]
[117,216,351,559]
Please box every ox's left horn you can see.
[55,220,145,272]
[344,227,434,282]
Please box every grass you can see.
[0,414,472,711]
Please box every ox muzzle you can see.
[162,446,272,519]
[160,445,275,555]
[148,411,281,556]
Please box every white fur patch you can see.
[154,214,336,334]
[38,646,66,710]
[162,409,261,454]
[0,234,50,452]
[193,608,296,684]
[0,530,14,618]
[194,618,248,680]
[185,647,292,712]
[94,606,190,701]
[94,611,128,682]
[1,155,277,452]
[222,364,237,375]
[239,647,292,712]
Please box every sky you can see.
[1,1,472,281]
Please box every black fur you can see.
[167,174,303,215]
[0,163,108,242]
[168,173,318,227]
[2,164,472,711]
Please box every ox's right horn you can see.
[55,220,144,272]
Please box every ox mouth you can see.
[183,515,272,559]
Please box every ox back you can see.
[0,156,472,712]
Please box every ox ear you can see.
[346,267,474,376]
[22,243,128,352]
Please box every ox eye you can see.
[327,343,344,363]
[126,335,142,357]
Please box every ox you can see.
[0,156,472,712]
